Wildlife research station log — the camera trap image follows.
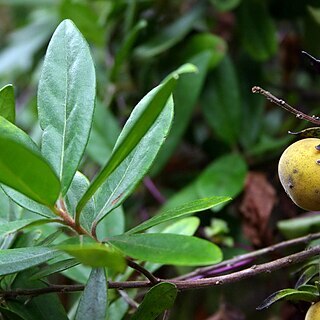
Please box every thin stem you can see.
[252,86,320,125]
[118,289,139,309]
[126,259,160,284]
[175,232,320,280]
[2,244,320,297]
[144,177,166,204]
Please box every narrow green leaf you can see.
[151,50,213,175]
[196,154,247,211]
[257,289,317,310]
[76,64,196,216]
[0,247,60,275]
[131,282,177,320]
[58,243,126,272]
[0,116,60,207]
[0,84,15,123]
[288,127,320,139]
[134,7,202,59]
[109,233,222,266]
[202,55,242,146]
[110,20,147,81]
[38,19,96,195]
[93,95,173,225]
[210,0,241,11]
[30,258,79,280]
[238,0,277,61]
[1,185,56,218]
[0,218,58,236]
[295,265,319,289]
[127,196,231,234]
[75,268,108,320]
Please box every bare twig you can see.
[2,244,320,297]
[118,289,139,309]
[252,86,320,125]
[175,232,320,280]
[126,258,160,284]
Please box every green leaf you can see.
[109,233,222,266]
[58,243,126,272]
[0,247,60,275]
[38,19,96,195]
[0,218,58,237]
[210,0,241,11]
[65,172,96,232]
[0,116,60,207]
[110,20,147,81]
[278,215,320,239]
[76,64,196,216]
[131,282,177,320]
[133,7,202,59]
[295,265,319,289]
[257,288,318,310]
[238,0,277,61]
[127,196,231,234]
[30,258,79,280]
[93,95,173,225]
[1,186,54,218]
[151,50,213,175]
[75,268,108,320]
[0,84,15,123]
[196,154,247,211]
[202,55,242,146]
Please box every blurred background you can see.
[1,0,320,319]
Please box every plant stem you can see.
[252,86,320,125]
[2,244,320,297]
[126,258,160,284]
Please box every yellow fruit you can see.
[305,301,320,320]
[278,138,320,211]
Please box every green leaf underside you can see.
[38,19,96,196]
[127,196,231,234]
[58,243,126,272]
[0,116,60,207]
[76,63,196,215]
[1,185,55,218]
[289,127,320,139]
[0,247,60,275]
[94,95,174,226]
[257,289,318,310]
[131,282,177,320]
[109,233,222,266]
[0,84,15,123]
[75,268,108,320]
[0,218,59,236]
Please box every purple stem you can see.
[143,177,166,204]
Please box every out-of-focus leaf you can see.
[86,101,120,166]
[238,0,277,61]
[0,116,60,207]
[127,196,231,234]
[75,268,108,320]
[0,84,15,123]
[59,0,106,46]
[131,282,177,320]
[289,127,320,139]
[134,7,202,59]
[0,247,60,275]
[65,172,96,232]
[38,19,96,195]
[0,0,57,4]
[30,258,79,280]
[110,20,147,81]
[308,6,320,25]
[202,56,241,145]
[109,233,222,266]
[257,289,317,310]
[210,0,241,11]
[107,296,129,320]
[151,51,212,175]
[93,95,173,225]
[0,12,57,75]
[58,243,126,272]
[278,214,320,239]
[196,154,247,211]
[76,64,196,216]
